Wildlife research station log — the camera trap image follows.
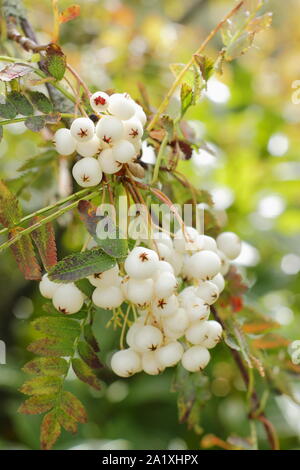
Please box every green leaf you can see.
[60,391,87,423]
[194,54,214,87]
[18,395,56,415]
[0,94,17,118]
[84,323,100,353]
[31,218,57,270]
[31,316,81,342]
[78,200,128,258]
[180,83,193,118]
[40,410,61,450]
[77,341,102,369]
[0,180,22,226]
[48,247,116,283]
[56,409,77,434]
[45,44,66,81]
[72,358,101,390]
[19,150,56,171]
[8,228,41,280]
[20,376,62,396]
[22,357,69,377]
[75,278,94,297]
[25,115,46,132]
[27,337,74,357]
[27,91,53,114]
[7,91,34,116]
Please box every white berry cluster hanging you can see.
[53,91,146,187]
[39,229,241,377]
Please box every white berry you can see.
[181,346,210,372]
[126,278,154,306]
[72,157,102,187]
[211,273,225,293]
[90,91,110,113]
[52,283,84,314]
[125,246,159,279]
[196,281,219,305]
[188,250,221,280]
[217,232,241,260]
[163,308,189,335]
[111,348,141,377]
[185,321,210,345]
[88,265,119,288]
[70,117,95,142]
[54,128,76,156]
[76,135,101,158]
[123,118,143,142]
[201,321,223,349]
[142,351,164,375]
[108,93,136,120]
[154,271,177,298]
[96,116,124,146]
[92,285,124,309]
[152,294,179,318]
[39,273,59,299]
[155,341,183,367]
[98,148,122,174]
[112,139,136,163]
[133,325,163,352]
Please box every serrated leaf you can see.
[78,200,128,258]
[19,150,56,172]
[48,247,116,283]
[61,391,87,423]
[27,91,53,114]
[31,218,57,270]
[9,228,41,280]
[72,358,101,390]
[18,395,56,415]
[25,115,46,132]
[0,180,22,226]
[56,409,77,434]
[40,410,61,450]
[20,376,62,396]
[45,44,66,81]
[84,324,100,353]
[22,357,69,377]
[180,83,193,118]
[59,5,81,24]
[32,316,81,341]
[7,91,34,116]
[27,337,74,357]
[0,63,32,82]
[78,341,102,369]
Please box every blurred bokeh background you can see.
[0,0,300,450]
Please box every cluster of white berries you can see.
[53,91,146,187]
[38,230,241,377]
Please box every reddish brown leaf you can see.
[9,228,41,280]
[242,321,280,334]
[60,391,87,424]
[40,410,61,450]
[57,409,78,434]
[252,334,291,350]
[18,395,55,415]
[31,218,57,270]
[59,5,81,24]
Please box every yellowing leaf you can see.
[59,5,80,24]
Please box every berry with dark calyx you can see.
[70,117,95,142]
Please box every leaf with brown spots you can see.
[31,218,57,270]
[40,410,61,450]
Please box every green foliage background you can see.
[0,0,299,450]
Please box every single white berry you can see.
[52,283,84,314]
[188,250,221,280]
[112,139,136,163]
[211,273,225,293]
[123,118,143,142]
[154,271,177,298]
[217,232,241,260]
[96,116,124,146]
[178,286,196,305]
[76,135,101,158]
[39,273,59,299]
[90,91,110,113]
[185,296,210,323]
[217,249,230,276]
[88,265,119,288]
[98,148,122,174]
[174,226,202,253]
[199,235,218,252]
[163,308,189,335]
[152,294,179,317]
[134,104,147,126]
[181,254,194,280]
[154,260,174,276]
[111,348,141,377]
[124,246,159,279]
[126,321,144,348]
[170,251,184,276]
[142,351,164,375]
[92,285,124,309]
[156,242,173,262]
[181,346,210,372]
[54,128,76,155]
[185,321,210,345]
[133,325,163,352]
[196,281,219,305]
[70,117,95,142]
[72,157,102,187]
[155,341,183,367]
[126,278,154,306]
[108,93,136,120]
[201,321,223,349]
